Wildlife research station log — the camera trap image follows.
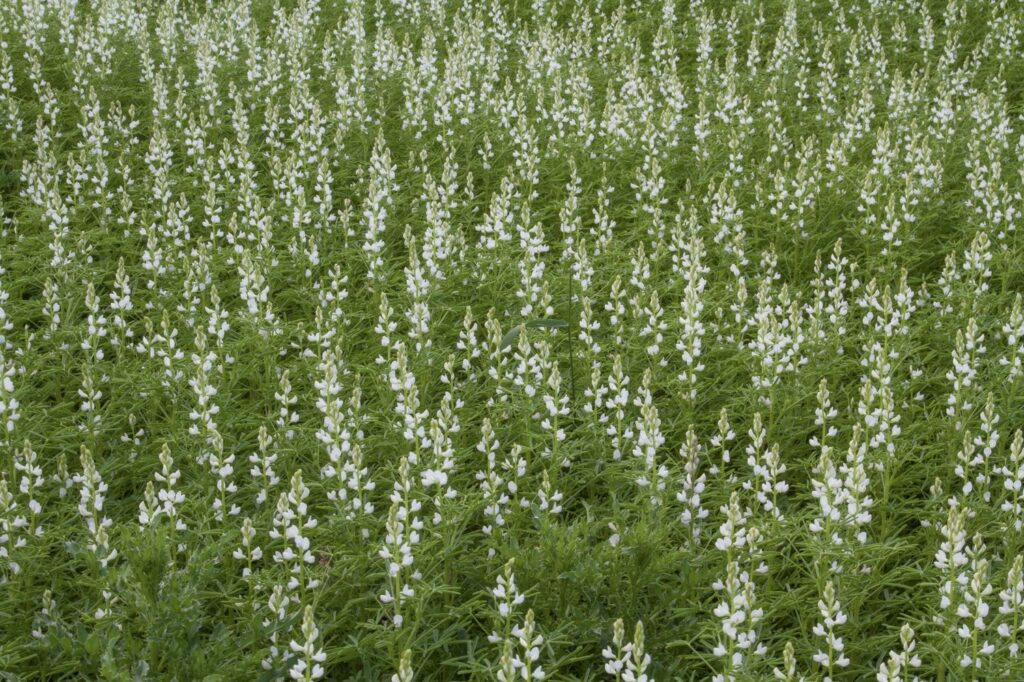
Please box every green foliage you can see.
[0,0,1023,680]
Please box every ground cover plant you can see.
[0,0,1023,679]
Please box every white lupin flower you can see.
[81,281,107,364]
[935,505,969,623]
[108,258,134,350]
[997,555,1023,658]
[632,369,665,504]
[362,130,398,284]
[602,354,633,462]
[677,427,708,543]
[275,369,300,438]
[812,580,850,680]
[0,478,27,576]
[673,211,707,401]
[744,414,788,520]
[999,294,1024,380]
[877,623,921,681]
[380,457,422,628]
[74,446,116,569]
[946,318,985,433]
[233,516,262,577]
[604,618,653,682]
[773,641,802,681]
[956,540,994,672]
[391,649,413,682]
[140,443,186,533]
[489,559,526,649]
[288,605,326,681]
[712,492,767,681]
[262,584,292,672]
[508,609,546,681]
[250,425,280,507]
[13,440,43,538]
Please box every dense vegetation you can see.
[0,0,1023,679]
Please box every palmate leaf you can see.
[499,319,568,351]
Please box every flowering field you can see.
[0,0,1023,679]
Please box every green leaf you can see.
[499,324,525,351]
[500,319,568,351]
[84,632,102,658]
[525,318,568,329]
